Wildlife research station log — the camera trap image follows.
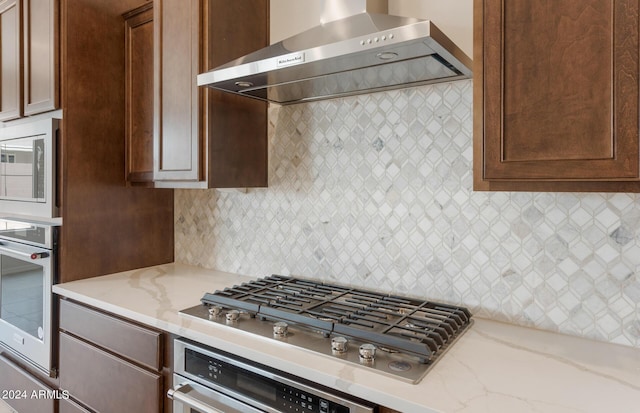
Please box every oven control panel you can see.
[280,386,347,413]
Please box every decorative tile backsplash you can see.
[175,80,640,348]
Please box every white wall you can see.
[389,0,473,58]
[270,0,325,43]
[270,0,473,58]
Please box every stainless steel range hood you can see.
[197,0,472,105]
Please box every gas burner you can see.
[180,275,473,384]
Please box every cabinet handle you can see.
[168,383,225,413]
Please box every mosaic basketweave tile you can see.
[175,79,640,348]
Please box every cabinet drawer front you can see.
[59,299,162,371]
[59,332,162,413]
[0,354,55,413]
[59,398,92,413]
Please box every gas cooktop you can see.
[180,275,473,384]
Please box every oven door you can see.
[0,238,53,375]
[170,374,266,413]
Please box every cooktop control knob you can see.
[359,344,376,362]
[273,321,288,337]
[225,310,240,322]
[208,306,223,319]
[331,336,348,354]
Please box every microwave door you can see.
[0,118,59,218]
[0,138,37,201]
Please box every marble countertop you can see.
[52,263,640,413]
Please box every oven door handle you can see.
[0,242,50,261]
[168,383,225,413]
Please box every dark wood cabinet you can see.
[0,0,58,120]
[0,355,56,413]
[124,3,154,185]
[60,333,162,413]
[59,398,93,413]
[0,0,22,121]
[0,1,174,284]
[474,0,640,192]
[153,0,269,188]
[23,0,59,115]
[58,299,170,413]
[58,0,173,283]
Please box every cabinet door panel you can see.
[23,0,58,115]
[0,0,21,121]
[125,3,154,184]
[479,0,639,182]
[153,0,268,188]
[59,332,162,413]
[154,0,201,181]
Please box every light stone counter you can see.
[52,263,640,413]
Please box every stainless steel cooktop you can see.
[180,275,473,384]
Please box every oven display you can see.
[237,372,276,402]
[185,348,349,413]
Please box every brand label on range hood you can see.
[277,52,305,67]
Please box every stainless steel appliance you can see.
[180,275,472,384]
[0,218,58,376]
[0,118,59,218]
[197,0,472,105]
[170,338,376,413]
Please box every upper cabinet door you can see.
[0,0,22,121]
[153,0,268,188]
[153,0,202,182]
[124,3,154,185]
[474,0,640,191]
[23,0,59,116]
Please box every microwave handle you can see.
[54,128,61,211]
[168,383,224,413]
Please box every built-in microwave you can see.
[0,119,59,219]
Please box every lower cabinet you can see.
[59,398,94,413]
[0,355,56,413]
[58,299,171,413]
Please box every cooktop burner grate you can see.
[200,275,472,362]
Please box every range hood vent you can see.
[197,0,472,105]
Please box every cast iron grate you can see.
[200,275,472,362]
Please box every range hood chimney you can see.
[197,0,472,105]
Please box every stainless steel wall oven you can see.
[0,218,58,376]
[170,338,376,413]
